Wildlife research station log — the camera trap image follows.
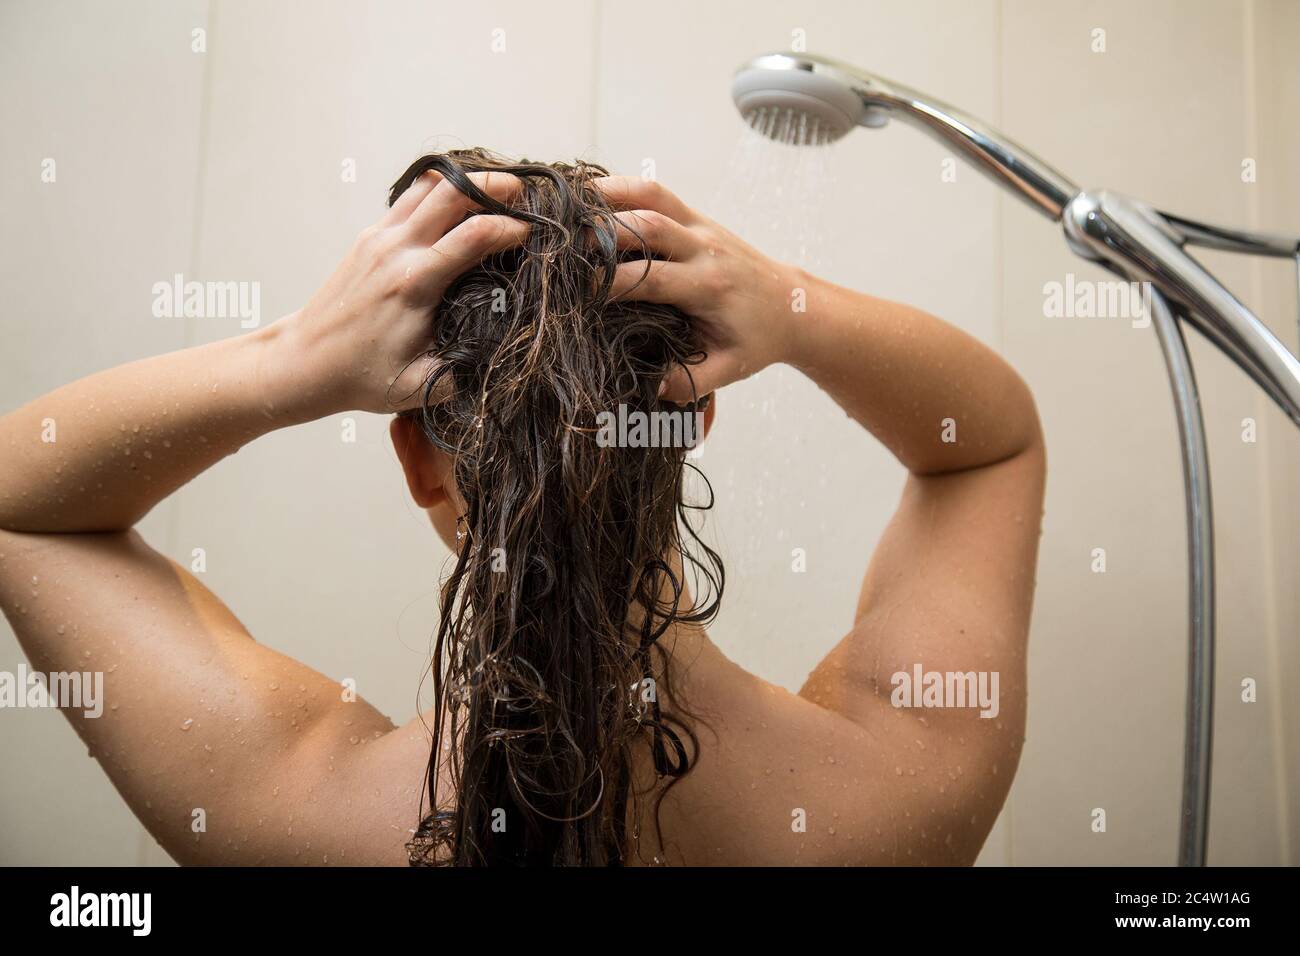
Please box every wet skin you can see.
[0,174,1044,865]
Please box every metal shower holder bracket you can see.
[734,51,1300,865]
[1062,190,1300,866]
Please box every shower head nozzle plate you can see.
[731,54,881,144]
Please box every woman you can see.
[0,149,1044,866]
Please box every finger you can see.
[659,354,733,403]
[383,169,443,227]
[388,352,459,412]
[610,259,690,304]
[405,170,524,244]
[406,214,529,303]
[659,362,699,404]
[611,209,700,262]
[592,176,696,224]
[386,354,438,412]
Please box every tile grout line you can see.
[589,0,604,159]
[994,0,1015,867]
[1242,0,1291,868]
[139,0,218,868]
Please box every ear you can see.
[701,393,717,443]
[389,416,447,509]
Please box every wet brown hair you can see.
[389,149,722,866]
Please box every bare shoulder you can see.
[647,445,1045,866]
[639,636,989,866]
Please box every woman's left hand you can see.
[595,176,803,402]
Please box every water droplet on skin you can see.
[181,718,194,731]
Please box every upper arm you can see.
[794,438,1046,858]
[0,528,423,865]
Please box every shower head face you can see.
[731,53,885,144]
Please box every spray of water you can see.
[686,107,844,623]
[707,107,834,271]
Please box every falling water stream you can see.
[682,111,848,644]
[708,107,836,271]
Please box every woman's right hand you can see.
[595,177,804,402]
[265,170,529,422]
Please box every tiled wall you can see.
[1,0,1293,865]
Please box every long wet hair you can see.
[389,149,723,866]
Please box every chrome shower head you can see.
[732,50,1077,220]
[731,53,887,144]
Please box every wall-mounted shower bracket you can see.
[1059,191,1300,865]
